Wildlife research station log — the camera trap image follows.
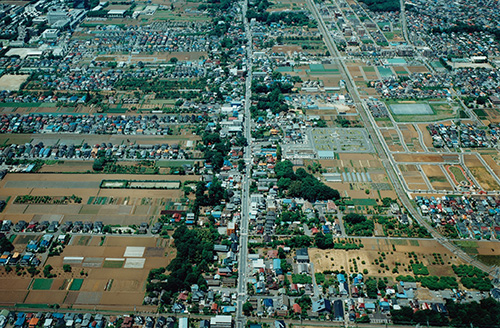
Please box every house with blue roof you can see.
[222,306,236,313]
[263,298,273,308]
[272,258,282,275]
[14,313,25,327]
[337,273,346,283]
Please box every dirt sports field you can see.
[0,74,29,91]
[0,236,174,310]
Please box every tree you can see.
[92,158,106,171]
[0,235,14,253]
[365,278,378,298]
[63,264,72,272]
[315,232,334,249]
[243,301,254,315]
[43,264,54,278]
[296,295,312,310]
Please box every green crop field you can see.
[32,279,53,290]
[69,279,84,291]
[103,260,124,268]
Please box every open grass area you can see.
[351,198,378,206]
[32,279,53,290]
[384,100,456,122]
[448,166,468,183]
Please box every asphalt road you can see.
[236,1,253,327]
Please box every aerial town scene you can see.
[0,0,499,327]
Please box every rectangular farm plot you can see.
[124,258,146,269]
[69,279,84,291]
[63,257,84,265]
[75,291,102,305]
[83,257,104,268]
[100,180,181,189]
[421,165,454,190]
[464,155,500,190]
[103,258,125,268]
[398,165,428,190]
[124,246,145,257]
[25,290,67,305]
[0,290,28,304]
[32,278,54,290]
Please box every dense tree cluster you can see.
[275,160,340,202]
[0,235,14,253]
[343,213,374,236]
[358,0,399,12]
[146,225,219,303]
[392,298,500,327]
[251,82,293,117]
[452,265,492,291]
[200,131,231,172]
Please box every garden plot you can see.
[124,246,145,257]
[124,258,146,269]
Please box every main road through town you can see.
[305,0,498,279]
[236,1,254,327]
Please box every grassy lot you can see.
[384,100,457,122]
[448,166,468,183]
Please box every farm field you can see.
[398,124,425,152]
[398,164,428,191]
[421,165,454,190]
[0,173,195,224]
[381,129,405,152]
[393,153,459,163]
[464,154,500,190]
[0,236,174,310]
[0,133,200,149]
[310,238,467,281]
